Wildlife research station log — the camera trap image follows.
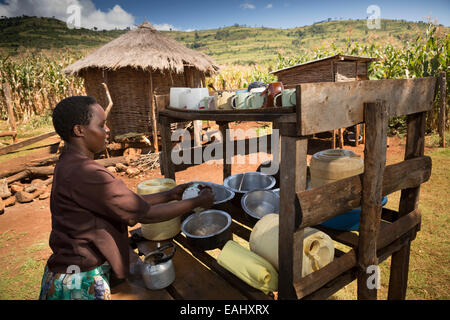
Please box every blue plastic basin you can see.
[320,196,388,231]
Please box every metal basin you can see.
[223,172,276,194]
[181,209,232,250]
[188,181,235,205]
[241,189,280,220]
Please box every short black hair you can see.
[52,96,97,142]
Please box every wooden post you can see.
[357,100,388,300]
[388,111,426,300]
[148,71,159,153]
[2,82,17,143]
[159,116,175,180]
[218,122,231,181]
[339,128,344,148]
[332,129,337,149]
[438,72,446,148]
[355,124,360,147]
[278,130,308,300]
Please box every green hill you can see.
[1,16,448,66]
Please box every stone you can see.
[39,192,50,200]
[4,196,16,207]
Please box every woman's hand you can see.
[169,183,191,201]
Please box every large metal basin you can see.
[188,181,235,205]
[241,189,280,220]
[181,209,232,250]
[223,172,276,194]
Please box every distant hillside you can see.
[1,16,448,66]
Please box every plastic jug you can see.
[137,178,181,240]
[249,214,335,277]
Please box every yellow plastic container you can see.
[309,149,364,188]
[249,214,335,277]
[137,178,181,241]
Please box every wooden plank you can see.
[297,156,431,229]
[174,234,272,300]
[295,85,302,135]
[357,100,388,300]
[218,122,232,180]
[388,111,426,300]
[136,237,248,300]
[303,269,357,300]
[377,209,421,250]
[149,71,159,153]
[0,131,57,156]
[159,115,175,180]
[288,77,437,135]
[278,134,307,299]
[438,72,447,148]
[293,250,357,299]
[160,107,293,122]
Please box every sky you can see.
[0,0,448,31]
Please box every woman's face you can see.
[83,104,110,154]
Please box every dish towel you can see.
[217,240,278,294]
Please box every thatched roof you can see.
[64,22,219,76]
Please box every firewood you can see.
[15,188,46,203]
[6,166,54,184]
[0,178,11,199]
[10,184,24,194]
[4,195,16,207]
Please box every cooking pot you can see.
[181,209,232,250]
[141,242,176,290]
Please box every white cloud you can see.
[0,0,135,30]
[153,23,179,31]
[266,4,273,9]
[240,3,255,9]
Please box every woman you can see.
[39,96,214,300]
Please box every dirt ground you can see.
[0,122,413,299]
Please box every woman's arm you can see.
[135,187,215,225]
[140,183,190,205]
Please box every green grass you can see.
[0,116,55,163]
[0,232,50,300]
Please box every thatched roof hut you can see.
[64,22,219,146]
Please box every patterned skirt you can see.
[39,263,111,300]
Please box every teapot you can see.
[141,242,176,290]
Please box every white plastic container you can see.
[137,178,181,241]
[170,87,190,108]
[309,149,364,188]
[183,88,209,110]
[249,214,335,277]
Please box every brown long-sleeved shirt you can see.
[47,149,149,279]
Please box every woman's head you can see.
[53,96,110,154]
